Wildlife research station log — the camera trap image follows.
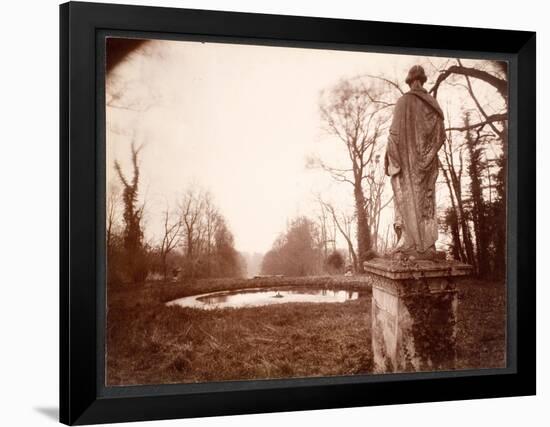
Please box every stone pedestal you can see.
[364,258,472,373]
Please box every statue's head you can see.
[405,65,427,87]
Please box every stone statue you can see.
[384,65,446,259]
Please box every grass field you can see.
[106,276,505,385]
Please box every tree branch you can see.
[430,65,507,100]
[446,113,507,132]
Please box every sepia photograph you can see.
[105,37,508,386]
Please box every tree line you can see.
[107,144,245,285]
[261,216,346,276]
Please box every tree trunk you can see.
[162,254,168,283]
[454,188,476,269]
[354,185,371,272]
[445,155,476,269]
[441,165,466,261]
[466,135,488,277]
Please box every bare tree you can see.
[159,205,182,282]
[315,200,337,260]
[201,193,222,277]
[363,154,392,251]
[318,198,358,271]
[176,188,243,279]
[178,187,206,278]
[439,130,476,267]
[318,78,391,271]
[431,61,507,104]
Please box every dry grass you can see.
[455,279,507,370]
[106,276,505,385]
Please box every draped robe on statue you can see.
[384,87,446,258]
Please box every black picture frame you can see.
[60,1,536,425]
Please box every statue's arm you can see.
[424,116,447,164]
[384,98,405,176]
[385,133,401,176]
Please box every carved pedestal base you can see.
[364,258,472,373]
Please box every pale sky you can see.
[106,39,501,254]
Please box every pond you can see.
[167,287,360,310]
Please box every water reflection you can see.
[167,288,360,310]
